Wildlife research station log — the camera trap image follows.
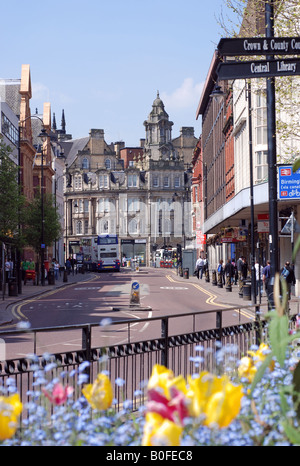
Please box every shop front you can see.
[121,239,147,266]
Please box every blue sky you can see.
[1,0,238,146]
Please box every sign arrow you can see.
[217,58,300,80]
[217,37,300,56]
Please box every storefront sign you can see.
[221,227,247,243]
[196,231,206,245]
[257,214,269,233]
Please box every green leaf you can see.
[282,420,300,445]
[249,352,274,398]
[292,235,300,262]
[269,315,289,366]
[293,158,300,173]
[292,361,300,420]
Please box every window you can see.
[76,221,82,234]
[174,176,180,188]
[84,199,89,212]
[153,175,159,187]
[1,113,18,146]
[84,220,89,234]
[128,198,139,212]
[163,176,169,188]
[105,159,111,169]
[74,175,82,190]
[256,150,268,181]
[128,218,139,234]
[99,174,108,188]
[82,158,89,169]
[99,198,111,213]
[255,91,267,145]
[128,174,137,187]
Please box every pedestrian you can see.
[65,258,71,275]
[262,260,271,294]
[255,260,263,296]
[5,258,11,282]
[217,259,225,285]
[54,260,60,280]
[281,261,295,300]
[232,259,238,284]
[224,258,234,284]
[241,257,248,280]
[195,256,204,279]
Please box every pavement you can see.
[0,266,299,327]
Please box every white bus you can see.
[97,235,120,272]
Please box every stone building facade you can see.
[63,92,195,266]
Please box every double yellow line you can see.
[166,274,255,320]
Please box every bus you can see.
[97,235,120,272]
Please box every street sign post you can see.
[217,37,300,56]
[217,58,300,80]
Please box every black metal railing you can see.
[0,303,271,417]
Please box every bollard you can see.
[63,269,68,283]
[212,270,217,286]
[205,269,210,282]
[130,281,140,306]
[225,275,232,292]
[217,272,223,288]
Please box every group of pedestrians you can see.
[194,253,296,302]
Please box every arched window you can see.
[82,158,89,169]
[105,158,111,169]
[76,220,82,234]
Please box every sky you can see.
[1,0,238,146]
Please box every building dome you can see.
[153,91,164,108]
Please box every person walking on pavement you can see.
[217,259,225,285]
[195,256,204,279]
[255,260,263,297]
[224,258,234,285]
[262,260,271,295]
[281,261,295,300]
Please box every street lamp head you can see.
[210,85,225,103]
[38,127,48,142]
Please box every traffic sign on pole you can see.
[217,58,300,80]
[217,37,300,56]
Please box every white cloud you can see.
[32,82,50,101]
[161,78,204,110]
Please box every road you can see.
[2,268,257,360]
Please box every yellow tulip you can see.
[238,356,257,382]
[0,393,22,440]
[142,412,182,446]
[82,373,113,410]
[147,364,174,398]
[203,382,244,428]
[238,343,274,382]
[186,372,243,428]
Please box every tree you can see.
[220,0,300,161]
[22,190,62,272]
[0,141,24,243]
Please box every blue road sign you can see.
[278,165,300,200]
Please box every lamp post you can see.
[38,128,48,286]
[265,1,278,307]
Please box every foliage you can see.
[0,141,25,243]
[22,189,62,255]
